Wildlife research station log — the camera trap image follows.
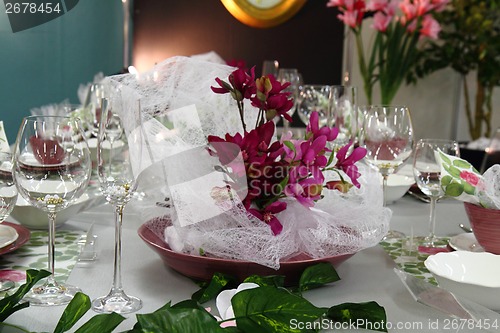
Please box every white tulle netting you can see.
[106,54,391,269]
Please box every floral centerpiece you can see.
[327,0,449,104]
[208,66,367,235]
[104,55,390,272]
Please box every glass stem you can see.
[111,204,124,294]
[428,196,438,246]
[47,211,57,285]
[382,174,388,207]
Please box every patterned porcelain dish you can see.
[424,251,500,310]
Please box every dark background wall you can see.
[0,0,123,143]
[132,0,344,85]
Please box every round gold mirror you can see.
[220,0,307,28]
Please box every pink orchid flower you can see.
[334,142,367,188]
[248,201,287,235]
[306,112,338,142]
[284,177,323,208]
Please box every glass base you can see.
[92,290,142,314]
[382,229,406,240]
[24,282,81,306]
[0,279,15,292]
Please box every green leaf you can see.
[299,263,340,292]
[244,275,285,288]
[136,307,224,333]
[232,286,327,333]
[445,182,464,197]
[453,159,472,169]
[74,313,125,333]
[441,175,452,186]
[54,292,91,333]
[0,269,51,322]
[447,165,462,178]
[327,301,387,332]
[463,182,476,195]
[192,272,235,303]
[439,152,452,166]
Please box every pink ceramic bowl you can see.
[464,202,500,254]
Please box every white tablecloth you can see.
[4,196,495,332]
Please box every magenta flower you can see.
[251,75,294,122]
[284,176,323,208]
[305,111,338,142]
[248,201,287,235]
[334,142,367,188]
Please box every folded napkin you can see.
[439,151,500,209]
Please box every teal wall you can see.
[0,0,124,143]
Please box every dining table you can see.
[2,191,499,332]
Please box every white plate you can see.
[449,233,484,252]
[0,224,19,248]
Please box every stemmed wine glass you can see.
[0,152,18,292]
[330,85,358,147]
[91,96,143,314]
[413,139,460,248]
[13,115,91,305]
[277,68,302,132]
[297,84,332,127]
[361,106,414,237]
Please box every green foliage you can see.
[1,266,387,333]
[327,301,387,332]
[0,269,50,322]
[412,0,500,139]
[298,262,341,293]
[232,286,327,333]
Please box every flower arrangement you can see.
[208,67,367,235]
[412,0,500,140]
[327,0,449,104]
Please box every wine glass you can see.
[413,139,460,247]
[277,68,302,132]
[330,85,358,147]
[13,115,91,305]
[361,106,414,237]
[297,84,332,127]
[261,59,279,77]
[0,152,18,292]
[91,96,143,314]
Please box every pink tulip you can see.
[366,0,389,12]
[372,12,392,32]
[420,14,441,39]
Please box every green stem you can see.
[355,30,373,104]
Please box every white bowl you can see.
[382,173,414,204]
[11,193,91,229]
[424,251,500,310]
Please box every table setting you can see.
[0,53,499,332]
